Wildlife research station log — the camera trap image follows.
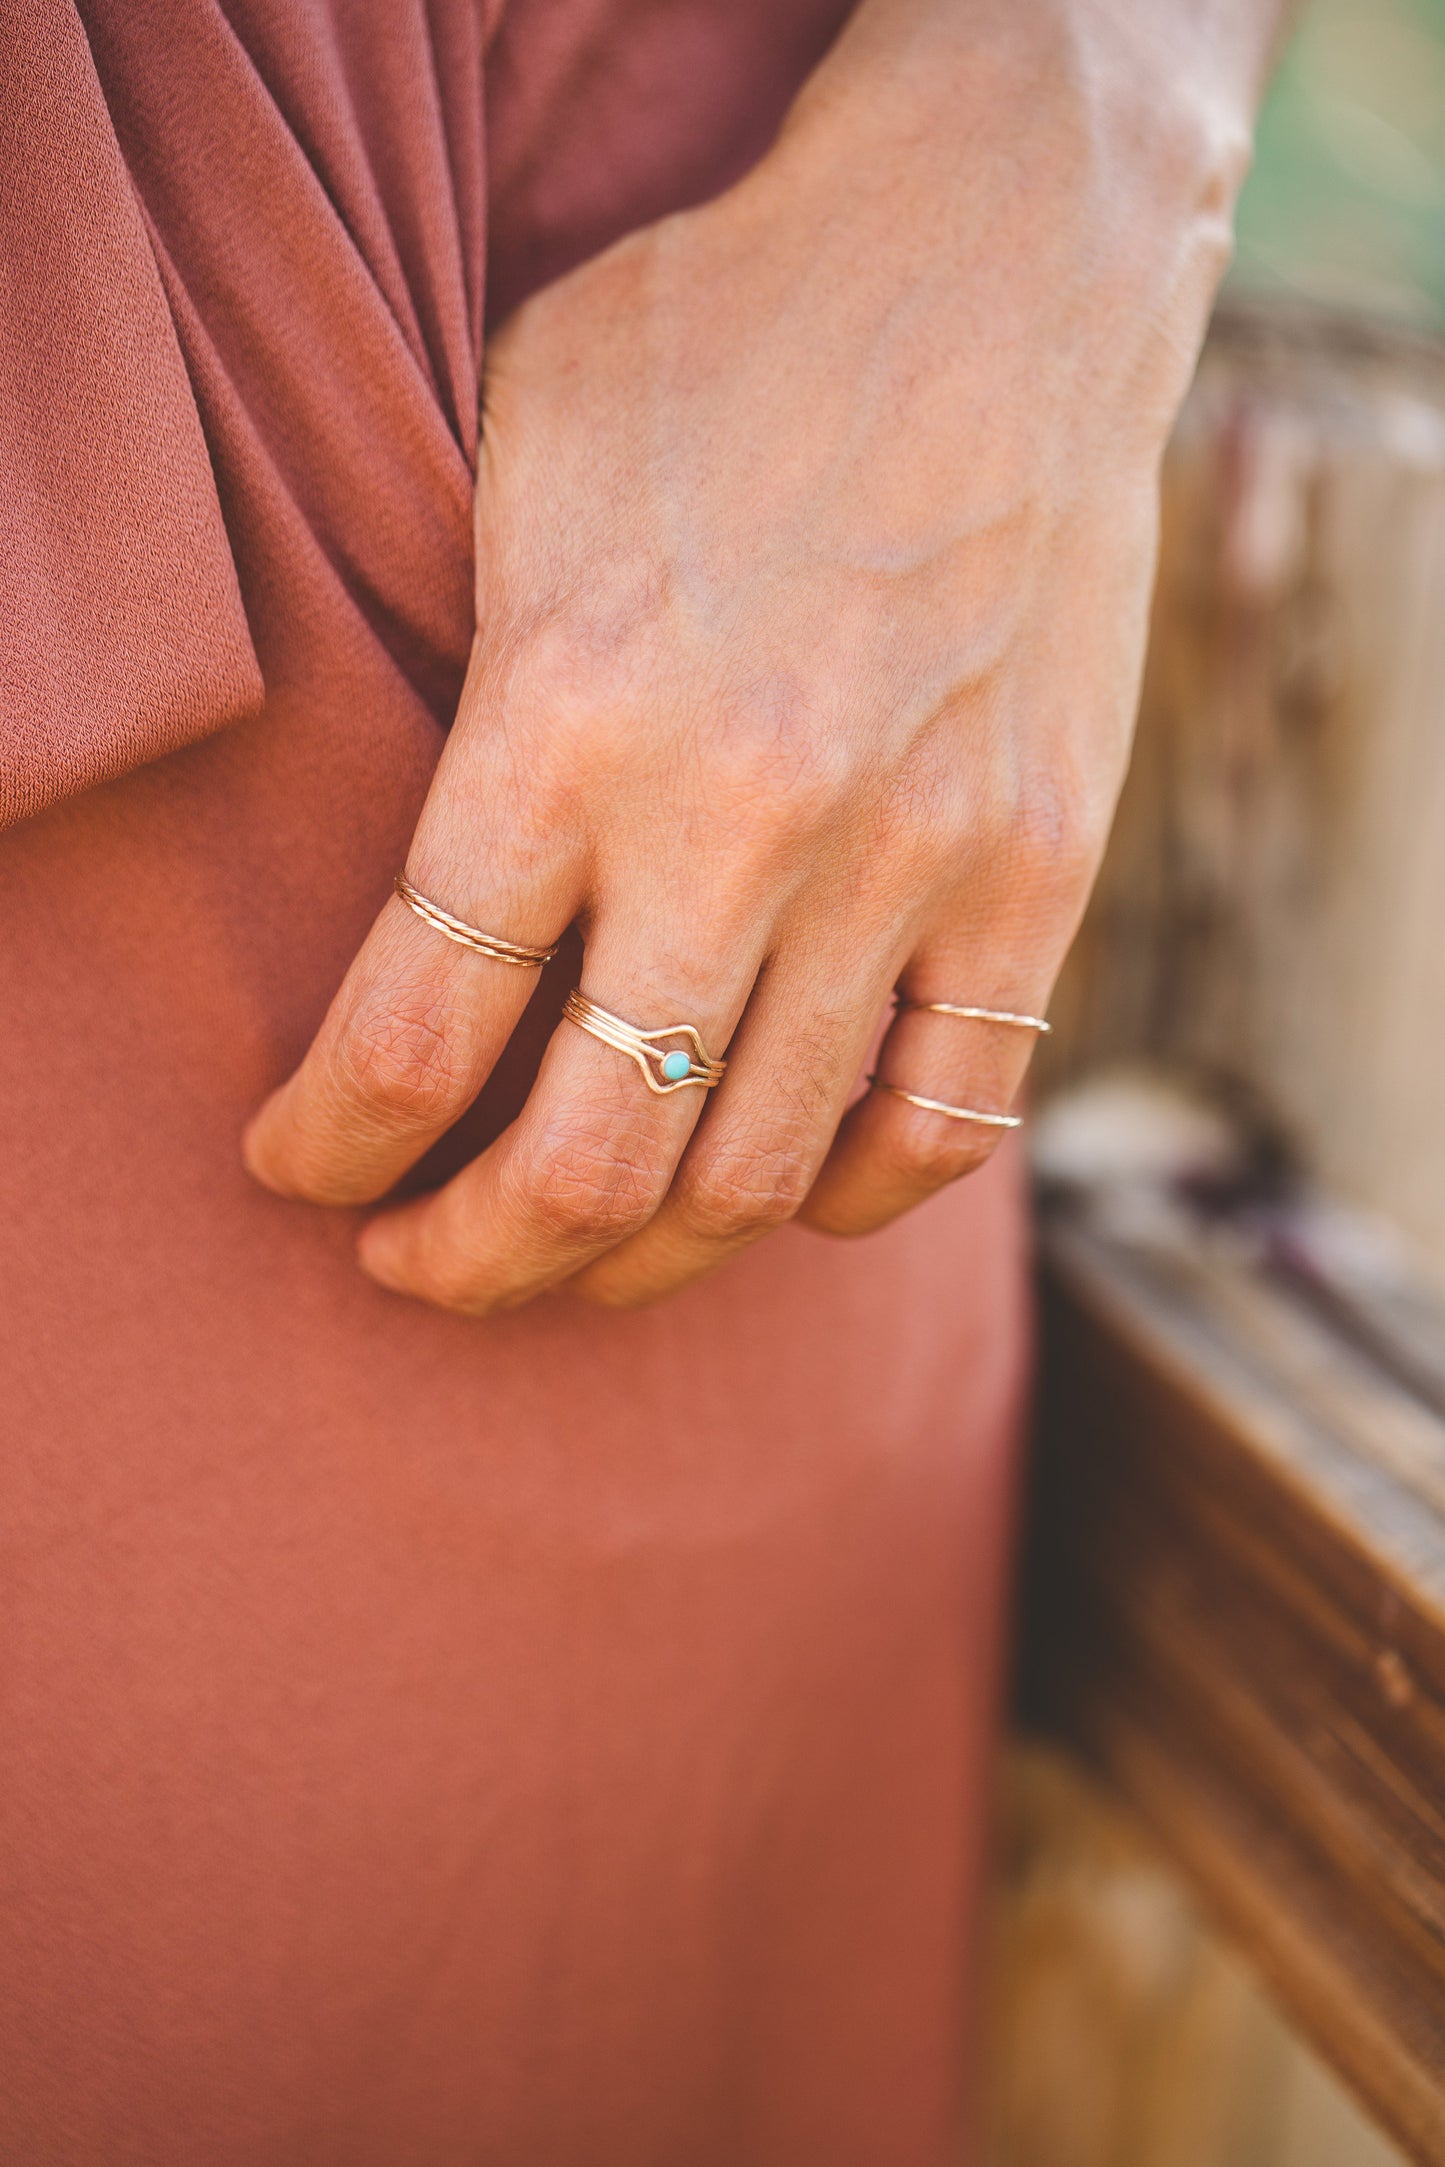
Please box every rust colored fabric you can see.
[0,6,1029,2162]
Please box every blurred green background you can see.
[1232,0,1445,326]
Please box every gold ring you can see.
[393,872,558,968]
[563,990,726,1095]
[896,997,1050,1033]
[868,1078,1021,1129]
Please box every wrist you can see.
[789,0,1264,222]
[727,0,1266,450]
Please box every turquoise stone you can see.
[661,1050,692,1083]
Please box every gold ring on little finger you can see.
[563,991,726,1095]
[894,996,1050,1033]
[867,1079,1021,1130]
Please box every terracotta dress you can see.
[0,4,1028,2161]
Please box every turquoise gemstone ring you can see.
[563,990,726,1096]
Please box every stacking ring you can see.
[563,991,726,1095]
[868,1080,1021,1130]
[895,997,1050,1033]
[393,872,558,968]
[873,992,1040,1127]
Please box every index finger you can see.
[242,857,577,1206]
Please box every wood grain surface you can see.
[1019,1210,1445,2163]
[984,1744,1402,2167]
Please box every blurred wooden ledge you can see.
[1015,1160,1445,2165]
[987,295,1445,2167]
[985,1740,1401,2167]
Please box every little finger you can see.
[801,955,1051,1237]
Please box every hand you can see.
[242,1,1262,1314]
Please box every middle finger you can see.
[569,938,904,1308]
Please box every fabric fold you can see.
[0,0,264,831]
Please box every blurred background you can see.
[987,6,1445,2166]
[1233,0,1445,329]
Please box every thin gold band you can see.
[896,998,1050,1034]
[564,990,725,1095]
[393,873,558,968]
[868,1078,1021,1130]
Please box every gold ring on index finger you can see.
[393,872,559,968]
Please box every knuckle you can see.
[338,983,475,1127]
[1003,776,1102,900]
[524,1116,672,1245]
[682,1141,815,1243]
[496,609,660,779]
[882,1114,999,1189]
[713,693,851,833]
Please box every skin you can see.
[244,0,1287,1316]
